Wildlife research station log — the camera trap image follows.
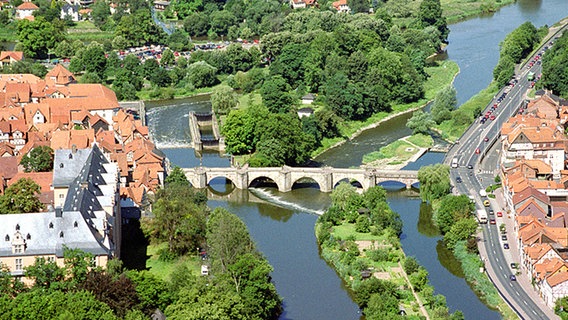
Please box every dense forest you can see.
[0,0,450,167]
[541,30,568,97]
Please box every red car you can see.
[490,115,496,121]
[475,148,480,154]
[490,219,496,225]
[497,211,503,217]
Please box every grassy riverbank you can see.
[363,134,434,167]
[145,243,202,281]
[315,185,460,319]
[313,60,459,157]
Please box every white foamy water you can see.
[249,188,325,215]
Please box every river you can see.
[146,1,568,319]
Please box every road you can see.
[446,24,568,319]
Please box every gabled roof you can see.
[45,64,75,86]
[0,51,23,62]
[8,172,53,193]
[512,187,550,207]
[546,270,568,287]
[16,2,38,10]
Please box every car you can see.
[497,211,503,217]
[490,115,496,121]
[456,177,462,183]
[502,234,507,241]
[510,275,517,281]
[484,137,489,142]
[484,200,490,207]
[490,218,496,225]
[475,148,480,154]
[511,263,517,269]
[489,209,494,215]
[503,243,509,249]
[467,164,473,169]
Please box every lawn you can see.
[407,133,434,148]
[146,243,202,281]
[66,21,114,42]
[331,222,386,241]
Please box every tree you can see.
[260,75,294,113]
[63,247,96,288]
[207,207,255,272]
[91,0,111,29]
[404,256,420,275]
[542,32,568,97]
[406,110,435,135]
[348,0,369,14]
[24,257,65,289]
[54,40,75,58]
[183,11,209,37]
[444,218,478,249]
[82,43,107,80]
[20,145,54,172]
[555,296,568,319]
[164,166,189,186]
[17,17,65,58]
[79,271,139,317]
[160,49,175,67]
[186,61,218,88]
[143,184,207,256]
[431,85,457,124]
[417,164,451,202]
[221,104,269,155]
[0,178,44,213]
[126,270,173,314]
[417,0,448,43]
[114,10,165,47]
[211,86,238,115]
[436,195,474,234]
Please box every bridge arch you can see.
[291,177,322,190]
[333,178,363,189]
[290,173,328,192]
[248,176,281,190]
[376,180,407,190]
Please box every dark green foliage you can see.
[221,104,269,155]
[183,11,210,37]
[114,10,165,47]
[24,257,65,290]
[354,277,398,309]
[0,178,44,214]
[407,110,435,135]
[126,270,174,314]
[417,164,451,202]
[542,31,568,97]
[435,195,474,234]
[355,215,370,233]
[431,85,457,124]
[417,0,448,43]
[142,183,207,256]
[79,271,139,317]
[20,145,53,172]
[404,256,420,275]
[260,75,294,114]
[186,61,218,88]
[365,292,402,319]
[555,296,568,319]
[17,17,65,58]
[494,22,540,85]
[164,166,190,186]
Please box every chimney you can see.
[55,207,63,218]
[72,144,77,154]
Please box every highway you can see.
[445,25,567,319]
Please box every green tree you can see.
[207,207,255,273]
[143,184,207,256]
[348,0,369,14]
[160,48,175,67]
[542,32,568,97]
[54,40,74,58]
[79,271,139,318]
[114,10,165,47]
[417,164,451,202]
[436,194,474,234]
[164,166,190,186]
[444,218,478,249]
[183,11,209,37]
[187,61,218,88]
[20,145,54,172]
[404,256,420,275]
[221,104,269,155]
[24,257,65,289]
[0,178,44,213]
[417,0,448,43]
[126,270,173,314]
[431,85,457,124]
[555,296,568,319]
[91,0,111,29]
[260,75,294,113]
[406,110,435,135]
[63,247,96,288]
[211,86,238,115]
[17,17,65,58]
[81,43,107,80]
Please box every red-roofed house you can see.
[0,52,24,67]
[15,2,39,19]
[332,0,349,12]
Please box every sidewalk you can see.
[491,190,559,319]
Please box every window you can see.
[15,224,19,231]
[15,259,22,270]
[59,231,64,238]
[59,194,64,199]
[48,257,55,263]
[74,221,78,228]
[49,222,53,228]
[4,235,9,241]
[14,245,22,254]
[60,163,64,168]
[69,154,73,159]
[26,233,30,240]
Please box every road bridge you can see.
[183,165,419,192]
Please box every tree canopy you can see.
[0,178,44,214]
[417,164,451,202]
[20,146,54,173]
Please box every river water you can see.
[146,2,568,319]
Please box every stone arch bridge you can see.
[183,166,419,192]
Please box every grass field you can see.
[66,21,114,43]
[146,243,202,281]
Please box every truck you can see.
[527,71,535,81]
[477,209,488,224]
[451,157,459,168]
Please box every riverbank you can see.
[362,134,433,170]
[315,186,460,319]
[313,60,459,159]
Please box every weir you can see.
[188,111,226,153]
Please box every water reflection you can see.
[417,202,439,237]
[436,240,465,278]
[517,0,542,13]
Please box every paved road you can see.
[447,24,568,319]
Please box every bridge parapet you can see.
[183,166,419,192]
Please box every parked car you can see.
[510,275,517,281]
[497,211,503,217]
[503,243,509,249]
[484,200,490,207]
[490,218,496,225]
[467,164,473,169]
[510,263,517,269]
[456,176,462,183]
[501,234,507,241]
